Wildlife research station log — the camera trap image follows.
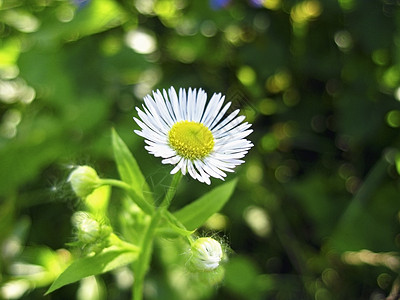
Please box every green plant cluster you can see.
[1,0,400,299]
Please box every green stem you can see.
[132,209,162,300]
[162,210,195,244]
[100,179,154,215]
[132,172,182,300]
[160,172,182,207]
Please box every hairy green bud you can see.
[71,211,112,254]
[72,212,101,244]
[68,166,100,198]
[188,237,223,272]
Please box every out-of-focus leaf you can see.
[224,256,264,300]
[328,183,400,252]
[286,173,347,241]
[174,179,237,230]
[31,0,127,47]
[85,185,110,215]
[46,246,138,294]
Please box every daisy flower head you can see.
[133,87,253,185]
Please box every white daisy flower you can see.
[133,86,253,185]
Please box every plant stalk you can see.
[100,179,154,215]
[131,172,182,300]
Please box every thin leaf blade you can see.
[111,128,152,202]
[174,179,238,230]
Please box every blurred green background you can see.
[1,0,400,299]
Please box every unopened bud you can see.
[188,237,223,272]
[72,212,101,244]
[68,166,100,198]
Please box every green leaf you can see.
[31,0,127,47]
[46,246,138,295]
[111,128,152,203]
[174,179,238,230]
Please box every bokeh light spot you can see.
[275,165,292,183]
[224,25,242,45]
[3,10,40,33]
[334,30,353,52]
[338,0,355,11]
[263,0,281,10]
[291,0,322,24]
[135,0,155,15]
[246,162,263,183]
[382,66,400,89]
[394,87,400,101]
[237,66,256,86]
[261,133,279,152]
[243,206,271,237]
[372,49,389,66]
[56,5,75,23]
[204,213,229,230]
[386,110,400,128]
[377,273,392,290]
[125,29,157,54]
[253,13,270,32]
[266,70,291,93]
[282,89,300,106]
[259,98,277,115]
[200,20,218,37]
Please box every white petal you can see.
[208,102,231,130]
[162,155,181,165]
[194,89,207,122]
[187,88,196,122]
[179,88,187,120]
[153,90,174,127]
[169,87,182,121]
[213,115,246,137]
[170,157,184,174]
[163,89,176,123]
[193,160,212,184]
[140,99,169,134]
[187,160,200,182]
[211,109,240,133]
[202,94,224,128]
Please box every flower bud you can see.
[68,166,100,198]
[72,212,101,244]
[188,237,223,272]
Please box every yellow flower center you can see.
[168,121,214,160]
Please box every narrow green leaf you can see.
[111,128,152,203]
[45,247,138,295]
[174,179,238,230]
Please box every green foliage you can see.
[111,128,152,202]
[174,178,238,230]
[2,0,400,299]
[46,246,138,294]
[85,185,111,215]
